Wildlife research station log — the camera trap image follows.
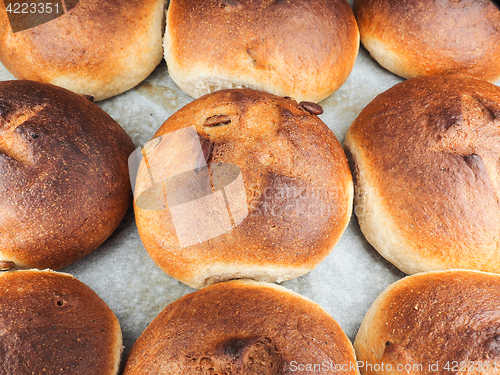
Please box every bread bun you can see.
[133,89,353,289]
[344,76,500,275]
[0,0,165,101]
[164,0,359,103]
[353,0,500,82]
[0,269,122,374]
[0,80,135,270]
[354,270,500,375]
[123,279,358,374]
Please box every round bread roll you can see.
[133,88,353,289]
[123,279,358,374]
[345,76,500,275]
[0,0,165,101]
[0,80,135,270]
[354,270,500,375]
[0,269,122,374]
[353,0,500,82]
[164,0,359,103]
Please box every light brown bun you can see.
[0,269,122,374]
[124,279,358,374]
[164,0,359,103]
[344,76,500,275]
[0,0,165,101]
[354,270,500,375]
[353,0,500,82]
[0,80,135,270]
[134,89,353,289]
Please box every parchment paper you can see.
[0,3,415,366]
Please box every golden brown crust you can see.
[123,280,358,375]
[134,89,353,288]
[345,76,500,275]
[0,80,135,270]
[354,0,500,82]
[0,0,165,101]
[354,270,500,375]
[164,0,359,103]
[0,269,122,374]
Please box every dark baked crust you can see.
[354,0,500,81]
[134,89,353,288]
[354,270,500,375]
[0,80,135,270]
[345,76,500,274]
[165,0,359,102]
[0,269,122,374]
[0,0,165,100]
[123,280,358,374]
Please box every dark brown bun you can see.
[0,269,122,374]
[354,270,500,375]
[0,0,165,101]
[123,280,358,374]
[344,76,500,275]
[133,89,353,289]
[164,0,359,103]
[354,0,500,82]
[0,80,135,270]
